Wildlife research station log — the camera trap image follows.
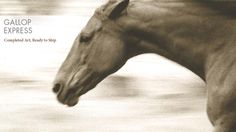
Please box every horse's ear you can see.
[107,0,129,19]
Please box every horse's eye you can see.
[80,35,91,43]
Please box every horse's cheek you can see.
[90,48,124,74]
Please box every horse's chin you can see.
[57,95,79,107]
[65,96,79,107]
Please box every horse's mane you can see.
[198,0,236,17]
[101,0,236,19]
[130,0,236,17]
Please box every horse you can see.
[53,0,236,131]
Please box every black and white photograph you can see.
[0,0,236,131]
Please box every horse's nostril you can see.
[53,83,61,93]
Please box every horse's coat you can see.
[53,0,236,131]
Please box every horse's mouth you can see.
[54,71,103,107]
[57,87,81,107]
[56,80,99,107]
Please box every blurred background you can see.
[0,0,212,132]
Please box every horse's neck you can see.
[122,0,236,80]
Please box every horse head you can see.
[53,0,133,106]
